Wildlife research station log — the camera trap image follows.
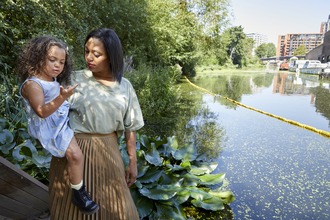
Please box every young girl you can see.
[16,36,99,215]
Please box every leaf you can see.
[173,142,198,162]
[32,154,52,168]
[208,191,235,204]
[17,130,31,139]
[163,136,178,157]
[12,140,37,162]
[137,167,163,183]
[159,190,190,206]
[136,141,141,151]
[145,143,162,166]
[182,173,201,187]
[140,135,151,149]
[136,150,147,167]
[137,165,149,178]
[134,180,143,189]
[120,149,129,168]
[191,197,225,211]
[139,185,179,200]
[0,129,13,144]
[0,118,7,130]
[199,173,226,186]
[187,187,213,201]
[0,142,16,154]
[118,142,127,151]
[160,173,184,187]
[149,203,186,220]
[130,187,153,219]
[195,152,207,161]
[190,162,218,176]
[180,161,191,169]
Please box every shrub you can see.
[169,64,183,82]
[0,74,51,184]
[124,58,179,117]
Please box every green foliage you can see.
[198,26,254,68]
[222,26,253,67]
[186,0,231,36]
[293,44,307,56]
[0,73,51,184]
[124,63,179,117]
[118,134,235,220]
[169,64,183,82]
[255,43,276,58]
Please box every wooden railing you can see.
[0,156,49,220]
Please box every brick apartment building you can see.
[276,15,330,57]
[276,33,323,57]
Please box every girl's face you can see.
[40,45,66,81]
[84,37,111,75]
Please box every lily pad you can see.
[139,185,180,200]
[173,142,198,162]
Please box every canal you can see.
[140,69,330,219]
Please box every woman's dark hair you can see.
[85,28,124,83]
[16,36,74,85]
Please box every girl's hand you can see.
[59,83,79,99]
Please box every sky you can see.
[230,0,330,48]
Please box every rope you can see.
[184,76,330,139]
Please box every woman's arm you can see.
[124,131,137,187]
[21,81,78,118]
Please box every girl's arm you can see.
[21,81,78,118]
[124,131,137,187]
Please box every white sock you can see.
[70,180,83,190]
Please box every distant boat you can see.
[289,60,307,72]
[299,60,328,74]
[266,60,280,71]
[279,62,289,70]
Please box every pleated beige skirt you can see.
[48,132,140,220]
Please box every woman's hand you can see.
[126,160,137,188]
[125,131,138,187]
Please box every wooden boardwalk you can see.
[0,156,49,220]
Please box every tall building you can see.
[276,33,322,57]
[276,14,329,57]
[246,33,268,55]
[321,15,330,42]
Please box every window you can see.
[311,34,316,38]
[281,36,285,39]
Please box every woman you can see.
[48,28,144,220]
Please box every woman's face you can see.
[84,37,111,75]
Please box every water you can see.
[141,70,330,219]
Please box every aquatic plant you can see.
[118,134,235,219]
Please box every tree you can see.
[266,43,276,57]
[255,43,276,58]
[186,0,231,36]
[294,44,307,56]
[217,26,253,67]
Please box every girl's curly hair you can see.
[16,36,74,85]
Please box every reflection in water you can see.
[272,72,330,124]
[272,72,321,95]
[193,74,274,109]
[140,71,330,219]
[184,107,227,161]
[189,72,330,220]
[310,85,330,127]
[139,80,227,161]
